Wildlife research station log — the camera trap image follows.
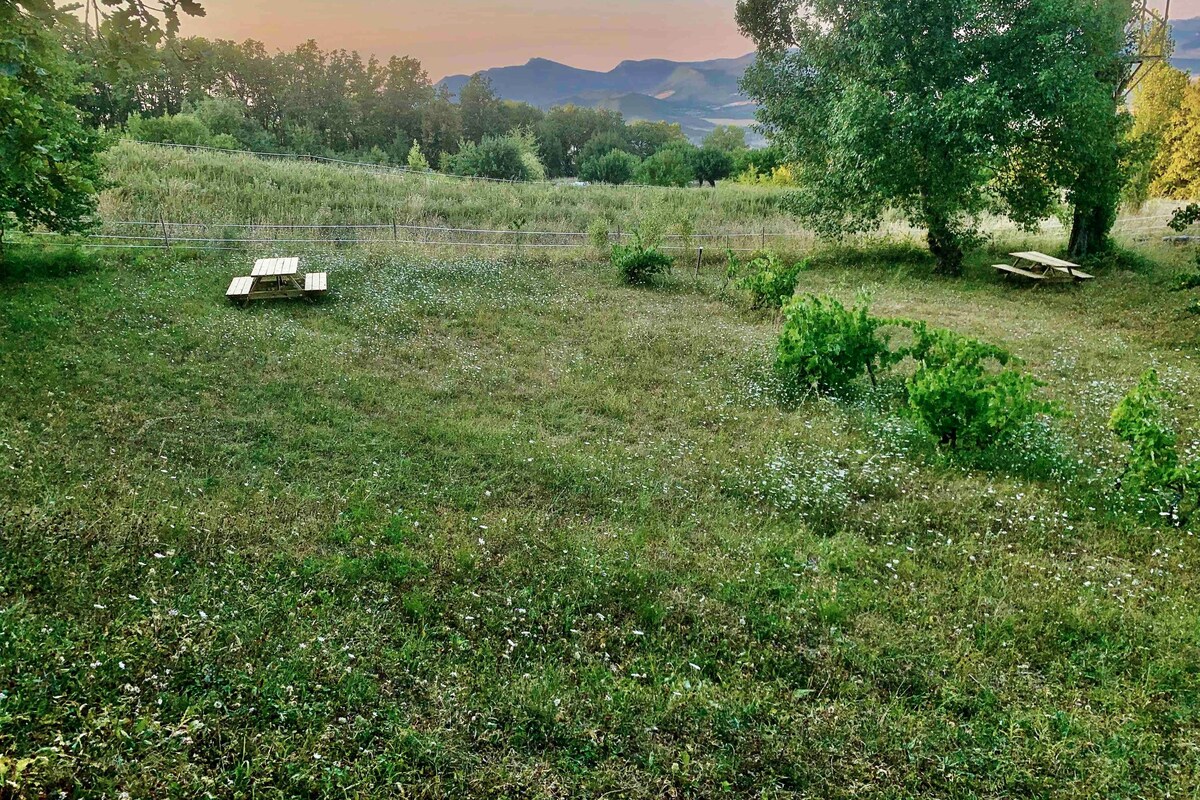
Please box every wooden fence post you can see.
[695,247,704,276]
[158,213,169,249]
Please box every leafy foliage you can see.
[691,147,735,187]
[406,140,430,171]
[443,132,545,181]
[578,150,640,185]
[1148,76,1200,200]
[635,144,696,187]
[127,111,213,146]
[1169,203,1200,232]
[624,120,688,159]
[1,4,105,245]
[702,125,747,153]
[775,295,895,393]
[736,0,1139,272]
[1109,369,1197,521]
[612,234,672,285]
[734,252,806,309]
[904,326,1051,450]
[577,132,633,166]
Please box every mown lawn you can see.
[2,243,1199,798]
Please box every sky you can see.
[175,0,755,79]
[177,0,1199,80]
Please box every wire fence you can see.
[16,210,1185,256]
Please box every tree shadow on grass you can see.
[0,244,102,285]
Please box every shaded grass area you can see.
[2,243,1200,798]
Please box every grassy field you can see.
[99,142,802,244]
[3,150,1200,797]
[94,142,1182,254]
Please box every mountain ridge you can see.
[437,53,758,142]
[435,18,1200,142]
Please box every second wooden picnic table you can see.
[993,251,1095,282]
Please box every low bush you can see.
[126,112,212,146]
[444,132,545,182]
[904,325,1052,450]
[579,150,640,185]
[612,235,672,285]
[775,295,895,393]
[1110,369,1198,522]
[635,144,696,187]
[735,252,807,310]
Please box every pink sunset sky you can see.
[179,0,1199,80]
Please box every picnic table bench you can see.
[226,257,328,303]
[993,251,1094,282]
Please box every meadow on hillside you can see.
[91,142,1183,255]
[4,148,1200,797]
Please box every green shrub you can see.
[775,295,894,393]
[904,325,1051,449]
[126,112,212,146]
[692,146,735,187]
[579,150,640,185]
[1109,369,1197,521]
[444,132,545,181]
[736,252,807,309]
[635,144,696,187]
[587,217,611,256]
[207,133,243,150]
[578,132,633,166]
[612,235,672,285]
[406,140,430,171]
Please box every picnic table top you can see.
[252,257,300,277]
[1009,251,1081,269]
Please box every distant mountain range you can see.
[437,17,1200,144]
[438,54,759,143]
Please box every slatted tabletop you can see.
[1009,251,1081,269]
[252,257,300,277]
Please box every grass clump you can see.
[730,251,807,310]
[612,234,672,285]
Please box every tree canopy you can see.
[3,0,206,246]
[737,0,1146,273]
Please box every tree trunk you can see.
[926,215,964,277]
[1067,202,1113,260]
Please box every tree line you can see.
[57,28,773,185]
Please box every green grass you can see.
[3,150,1200,797]
[99,141,804,241]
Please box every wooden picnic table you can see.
[993,251,1095,282]
[226,257,327,303]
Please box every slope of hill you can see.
[438,53,758,142]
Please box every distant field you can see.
[3,142,1200,797]
[94,142,1183,256]
[99,141,802,245]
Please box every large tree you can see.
[2,0,204,249]
[736,0,1140,274]
[2,3,104,249]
